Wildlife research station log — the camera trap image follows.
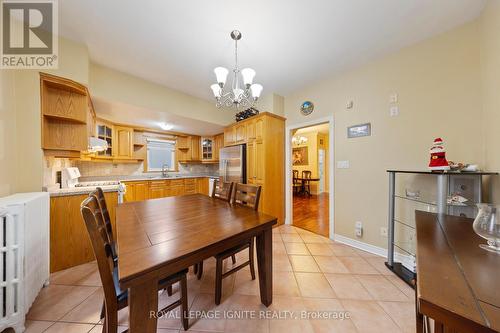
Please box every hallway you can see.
[292,193,329,237]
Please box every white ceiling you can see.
[296,123,330,135]
[58,0,486,102]
[93,98,224,136]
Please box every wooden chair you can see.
[292,170,302,195]
[302,170,312,197]
[213,183,261,305]
[194,180,234,280]
[80,196,189,332]
[89,188,117,261]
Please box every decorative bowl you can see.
[473,204,500,253]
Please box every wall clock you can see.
[300,101,314,116]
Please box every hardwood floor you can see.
[292,192,329,237]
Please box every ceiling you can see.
[296,123,330,135]
[93,98,224,136]
[59,0,486,102]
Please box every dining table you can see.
[115,194,277,333]
[294,176,320,196]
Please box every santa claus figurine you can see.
[428,138,450,171]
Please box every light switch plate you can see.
[337,160,350,169]
[389,93,398,103]
[390,106,399,117]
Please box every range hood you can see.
[87,136,109,153]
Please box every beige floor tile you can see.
[324,274,372,300]
[329,243,360,257]
[294,228,317,235]
[273,271,301,296]
[233,268,260,296]
[61,288,103,324]
[300,234,329,244]
[281,233,304,243]
[313,256,350,274]
[305,243,334,256]
[27,285,98,321]
[279,225,299,234]
[385,275,415,300]
[289,255,321,272]
[338,256,379,274]
[50,262,101,286]
[294,273,336,298]
[268,296,313,333]
[378,301,416,333]
[341,299,401,333]
[365,256,395,276]
[273,233,283,242]
[24,320,55,333]
[301,297,358,332]
[355,248,381,258]
[273,241,287,255]
[89,325,172,333]
[272,227,280,234]
[224,294,269,333]
[43,322,95,333]
[284,242,310,255]
[356,275,409,302]
[188,293,227,332]
[273,254,293,272]
[199,266,235,301]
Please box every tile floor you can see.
[25,225,416,333]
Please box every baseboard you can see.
[333,234,415,271]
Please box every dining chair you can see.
[213,183,261,305]
[89,188,117,261]
[80,196,190,332]
[302,170,312,197]
[194,179,234,280]
[292,170,302,195]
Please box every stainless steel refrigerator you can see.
[219,144,246,184]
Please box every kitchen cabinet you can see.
[223,112,285,223]
[96,120,113,157]
[213,133,224,161]
[123,181,148,202]
[50,191,118,272]
[114,126,134,159]
[123,177,210,202]
[178,135,201,162]
[201,137,214,160]
[196,177,210,195]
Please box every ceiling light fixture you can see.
[211,30,263,110]
[292,136,308,146]
[159,122,174,131]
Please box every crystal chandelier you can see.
[210,30,263,109]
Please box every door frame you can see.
[285,115,335,239]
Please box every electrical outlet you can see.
[337,160,350,169]
[355,221,363,237]
[380,227,388,237]
[390,106,399,117]
[346,100,354,110]
[389,93,398,103]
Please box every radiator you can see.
[0,192,50,333]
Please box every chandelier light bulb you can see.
[214,67,229,87]
[241,68,256,88]
[233,88,244,102]
[210,84,222,98]
[250,83,263,100]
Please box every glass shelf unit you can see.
[386,170,497,287]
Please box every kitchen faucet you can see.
[161,164,169,177]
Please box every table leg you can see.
[129,279,159,333]
[256,227,273,306]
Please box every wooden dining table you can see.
[294,176,320,196]
[115,194,277,333]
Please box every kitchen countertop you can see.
[119,174,219,182]
[47,186,121,197]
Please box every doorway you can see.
[285,117,334,239]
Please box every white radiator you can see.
[0,192,50,333]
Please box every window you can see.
[146,139,176,172]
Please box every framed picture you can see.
[347,123,371,138]
[292,147,308,165]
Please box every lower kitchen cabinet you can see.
[50,191,118,273]
[122,177,210,202]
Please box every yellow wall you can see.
[89,63,234,126]
[285,21,483,248]
[480,0,500,203]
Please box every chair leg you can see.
[249,239,256,280]
[193,263,198,275]
[104,306,118,333]
[215,257,223,305]
[166,284,173,296]
[180,273,189,331]
[196,261,203,280]
[231,254,236,264]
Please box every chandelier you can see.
[210,30,263,109]
[292,136,308,146]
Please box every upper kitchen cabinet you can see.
[96,119,113,157]
[213,133,224,161]
[41,73,90,156]
[113,126,134,159]
[177,135,201,162]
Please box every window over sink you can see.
[146,139,176,172]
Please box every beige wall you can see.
[285,21,484,248]
[89,63,233,126]
[259,93,285,116]
[480,0,500,203]
[0,71,17,196]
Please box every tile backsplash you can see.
[43,157,218,186]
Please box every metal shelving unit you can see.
[386,170,498,287]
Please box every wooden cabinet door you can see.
[123,183,136,202]
[148,181,165,199]
[255,118,264,141]
[190,136,201,160]
[255,139,265,184]
[214,134,224,160]
[247,141,255,183]
[135,182,148,201]
[246,120,256,140]
[114,126,133,158]
[224,127,235,146]
[235,124,246,143]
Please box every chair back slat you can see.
[90,188,114,242]
[81,196,118,310]
[232,183,261,211]
[302,170,312,179]
[212,179,233,202]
